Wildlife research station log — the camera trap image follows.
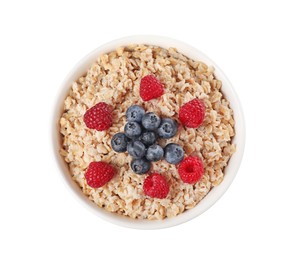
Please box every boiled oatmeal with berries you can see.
[59,45,235,220]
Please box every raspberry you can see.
[179,98,205,128]
[84,102,112,131]
[140,75,164,101]
[143,173,169,199]
[84,162,115,188]
[178,156,204,184]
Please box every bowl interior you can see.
[52,35,245,229]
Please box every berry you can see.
[127,141,146,159]
[83,102,112,131]
[164,143,184,164]
[138,131,157,146]
[143,173,169,199]
[126,105,145,123]
[84,161,115,188]
[146,144,164,162]
[140,75,164,101]
[157,118,178,139]
[179,98,205,128]
[178,156,204,184]
[131,158,151,174]
[111,133,129,152]
[124,122,142,139]
[142,112,161,131]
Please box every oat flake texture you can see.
[59,45,236,220]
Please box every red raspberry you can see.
[179,98,205,128]
[143,173,169,199]
[140,75,164,101]
[84,102,112,131]
[84,162,115,188]
[178,156,204,184]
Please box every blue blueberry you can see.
[111,133,129,152]
[131,158,151,174]
[126,105,145,123]
[146,144,164,162]
[124,122,142,139]
[138,131,157,146]
[127,141,146,159]
[157,118,178,139]
[141,112,161,131]
[164,143,184,164]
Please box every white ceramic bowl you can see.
[52,35,245,229]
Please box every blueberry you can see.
[146,144,164,162]
[157,118,178,139]
[164,143,184,164]
[138,131,157,146]
[131,158,151,174]
[127,141,146,159]
[141,112,161,131]
[126,105,145,123]
[124,122,142,139]
[111,133,129,152]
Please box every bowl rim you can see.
[51,35,246,230]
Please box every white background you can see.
[0,0,288,259]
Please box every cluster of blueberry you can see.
[111,105,184,174]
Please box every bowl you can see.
[52,35,245,229]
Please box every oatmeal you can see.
[59,45,235,220]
